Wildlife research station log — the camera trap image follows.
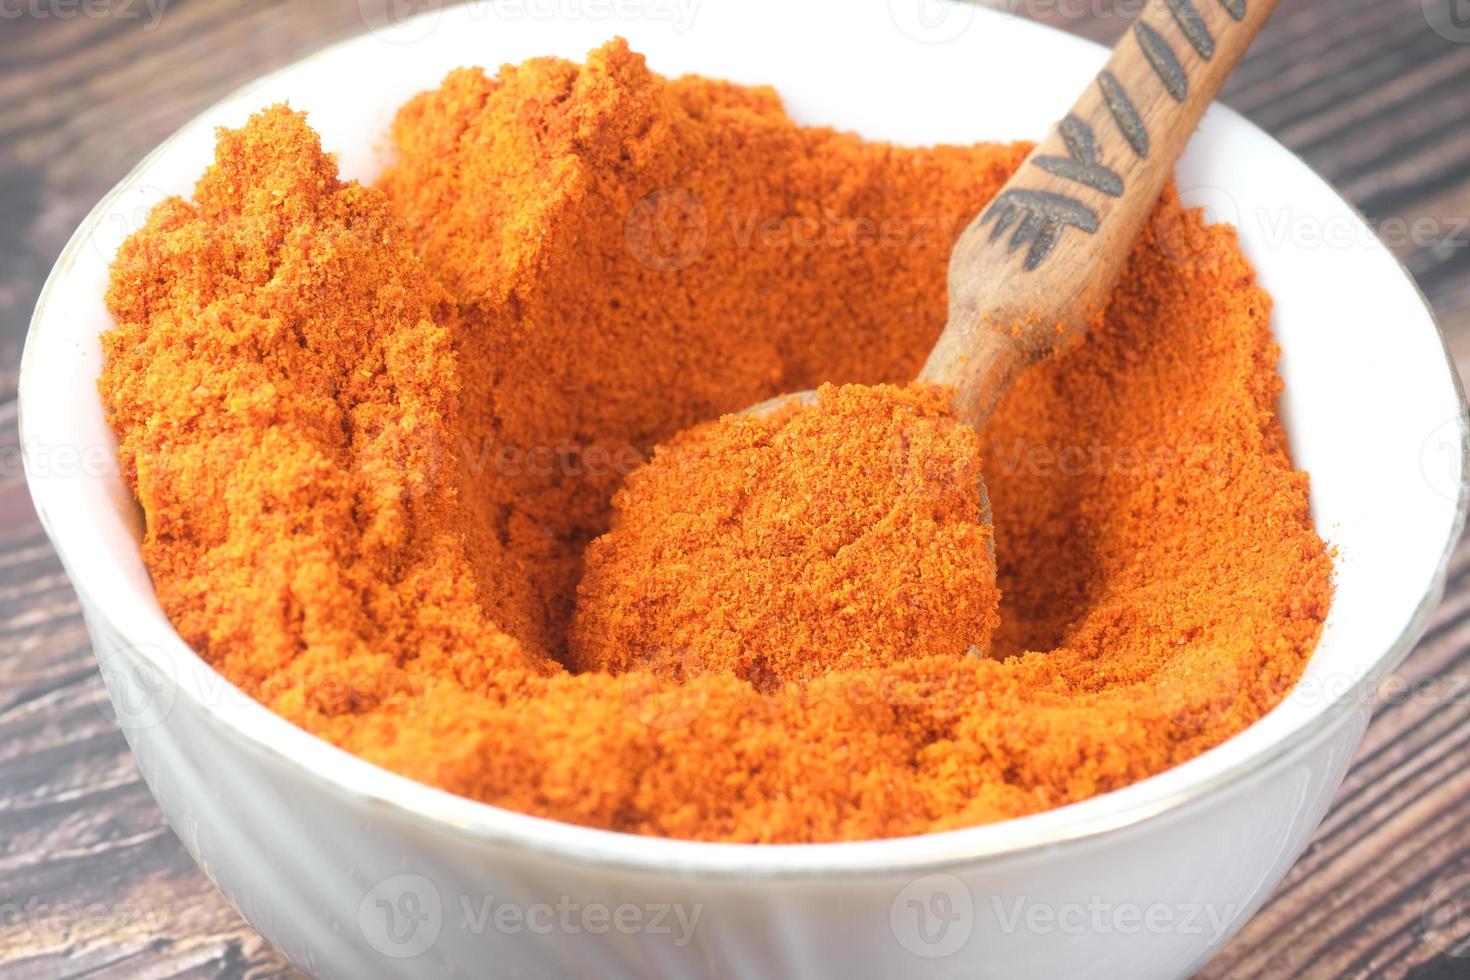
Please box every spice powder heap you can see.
[99,39,1332,844]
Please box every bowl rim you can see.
[19,5,1470,879]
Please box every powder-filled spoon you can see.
[571,0,1279,682]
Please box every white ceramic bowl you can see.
[20,2,1470,977]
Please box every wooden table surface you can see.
[3,1,1470,976]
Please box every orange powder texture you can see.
[99,40,1333,843]
[570,383,1001,684]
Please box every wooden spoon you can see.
[752,0,1278,427]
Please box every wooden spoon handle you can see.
[920,0,1279,427]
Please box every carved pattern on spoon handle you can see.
[978,0,1263,270]
[921,0,1278,429]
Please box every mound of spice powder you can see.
[99,40,1333,843]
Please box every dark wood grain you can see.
[4,0,1470,976]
